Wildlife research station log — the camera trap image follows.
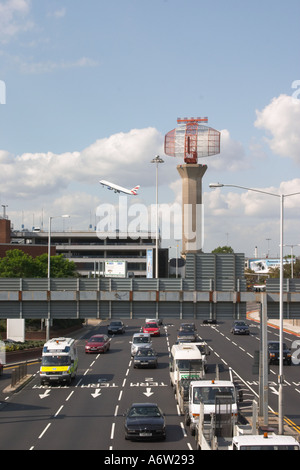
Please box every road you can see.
[0,317,299,451]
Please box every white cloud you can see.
[205,178,300,220]
[201,129,250,172]
[49,8,66,19]
[255,94,300,164]
[16,56,100,74]
[0,127,165,200]
[0,0,33,43]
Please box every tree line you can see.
[0,249,77,278]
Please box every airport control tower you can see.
[165,117,220,255]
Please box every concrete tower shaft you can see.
[177,163,207,255]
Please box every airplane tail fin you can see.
[131,185,140,195]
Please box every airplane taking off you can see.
[99,180,140,196]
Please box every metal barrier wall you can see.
[0,254,298,320]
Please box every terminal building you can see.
[1,218,169,278]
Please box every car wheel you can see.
[185,412,190,426]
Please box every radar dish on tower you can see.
[164,117,221,164]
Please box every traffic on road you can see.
[0,315,299,451]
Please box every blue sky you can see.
[0,0,300,258]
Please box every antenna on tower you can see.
[164,116,220,164]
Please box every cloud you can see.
[255,94,300,164]
[0,0,33,43]
[48,8,66,19]
[16,56,100,74]
[201,129,250,172]
[205,178,300,220]
[0,127,165,200]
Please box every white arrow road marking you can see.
[270,386,279,396]
[91,389,102,398]
[143,387,154,397]
[39,389,51,399]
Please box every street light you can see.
[209,182,300,434]
[47,214,70,340]
[151,155,164,278]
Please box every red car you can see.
[85,334,110,354]
[143,322,160,337]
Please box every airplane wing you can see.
[99,180,140,196]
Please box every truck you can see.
[230,433,300,450]
[40,337,78,385]
[185,378,242,438]
[169,343,205,415]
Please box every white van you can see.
[131,332,152,357]
[230,433,300,450]
[40,337,78,385]
[170,343,204,388]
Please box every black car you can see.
[268,341,292,365]
[177,329,197,343]
[107,321,125,335]
[231,321,250,335]
[179,322,196,332]
[133,348,158,369]
[124,403,166,441]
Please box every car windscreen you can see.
[128,406,161,417]
[268,342,288,351]
[193,386,235,404]
[89,337,105,342]
[42,355,71,366]
[133,337,150,344]
[176,359,202,371]
[136,349,156,357]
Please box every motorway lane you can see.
[1,318,299,450]
[0,321,196,450]
[196,319,300,433]
[112,323,192,451]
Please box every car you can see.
[268,341,292,365]
[179,322,196,332]
[85,334,110,354]
[176,330,197,343]
[142,321,160,336]
[107,321,125,335]
[131,333,152,357]
[133,348,158,368]
[231,321,250,335]
[146,318,163,326]
[0,360,3,376]
[124,403,166,441]
[176,323,198,342]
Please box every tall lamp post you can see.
[151,155,164,279]
[209,182,300,434]
[47,214,70,340]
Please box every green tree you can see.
[212,246,234,254]
[0,249,77,278]
[34,253,77,278]
[0,250,36,277]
